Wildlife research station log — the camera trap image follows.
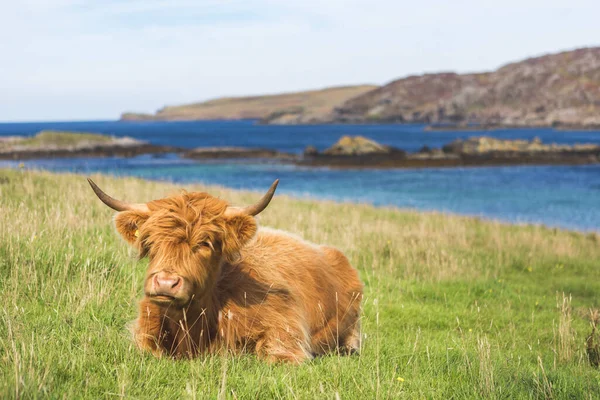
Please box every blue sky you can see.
[1,0,599,121]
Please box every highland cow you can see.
[88,178,363,363]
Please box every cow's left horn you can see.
[227,179,279,216]
[87,178,150,212]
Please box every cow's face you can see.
[88,179,278,308]
[114,194,259,307]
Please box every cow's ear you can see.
[114,210,150,245]
[222,214,257,261]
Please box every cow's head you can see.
[88,178,278,308]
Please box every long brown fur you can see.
[110,190,362,363]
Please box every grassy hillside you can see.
[1,169,599,398]
[120,85,377,121]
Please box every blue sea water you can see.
[1,120,599,231]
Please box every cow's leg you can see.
[339,300,362,355]
[311,301,362,356]
[131,298,171,357]
[255,323,313,364]
[340,320,361,355]
[310,317,340,355]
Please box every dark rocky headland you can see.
[267,47,600,129]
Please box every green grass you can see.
[0,131,114,150]
[1,169,599,398]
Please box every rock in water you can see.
[324,135,391,156]
[303,145,318,157]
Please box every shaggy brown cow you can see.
[88,178,363,363]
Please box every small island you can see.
[0,130,180,160]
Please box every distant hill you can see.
[120,85,377,121]
[320,47,600,128]
[121,47,600,128]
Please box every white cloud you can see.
[1,0,599,121]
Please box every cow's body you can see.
[135,227,362,362]
[88,178,362,363]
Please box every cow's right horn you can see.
[87,178,150,212]
[225,179,279,217]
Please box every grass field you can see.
[1,169,599,398]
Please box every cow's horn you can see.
[87,178,149,212]
[227,179,279,217]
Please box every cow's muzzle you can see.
[149,272,183,300]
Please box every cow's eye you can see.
[195,241,213,252]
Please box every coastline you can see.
[2,126,599,232]
[2,167,598,234]
[118,115,600,132]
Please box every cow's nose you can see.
[153,272,182,295]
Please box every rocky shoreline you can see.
[3,131,600,170]
[181,136,600,169]
[424,122,600,132]
[297,136,600,169]
[0,143,180,161]
[184,147,295,161]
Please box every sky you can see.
[1,0,599,122]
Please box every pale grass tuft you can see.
[477,335,495,397]
[534,356,554,400]
[554,293,575,364]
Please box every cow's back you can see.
[237,227,362,354]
